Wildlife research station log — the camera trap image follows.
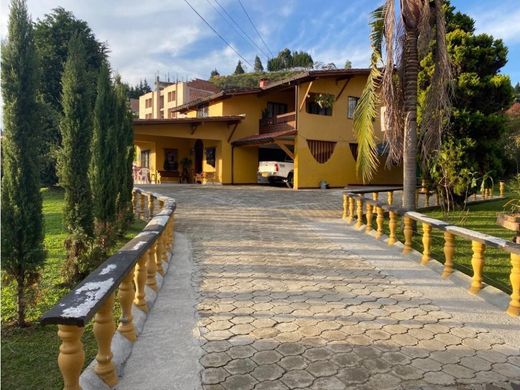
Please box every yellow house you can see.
[133,69,402,189]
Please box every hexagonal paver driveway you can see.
[135,185,520,390]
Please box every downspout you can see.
[231,145,235,185]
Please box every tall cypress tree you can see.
[1,0,46,326]
[90,63,117,246]
[113,76,134,232]
[58,34,94,237]
[254,55,264,72]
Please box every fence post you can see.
[376,207,384,239]
[403,216,413,254]
[388,211,397,245]
[355,198,363,229]
[442,232,455,278]
[469,241,485,294]
[507,253,520,317]
[93,293,117,387]
[421,223,431,264]
[118,270,137,341]
[58,325,84,390]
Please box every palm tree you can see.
[353,0,451,209]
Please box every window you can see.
[307,140,336,163]
[164,149,178,171]
[347,96,359,119]
[168,91,176,102]
[349,143,358,161]
[206,147,216,168]
[145,98,152,108]
[145,113,152,119]
[168,110,177,119]
[266,102,288,118]
[197,104,209,118]
[140,150,150,168]
[306,93,333,116]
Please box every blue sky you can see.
[0,0,519,90]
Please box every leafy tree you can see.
[114,76,135,232]
[127,79,151,99]
[515,82,520,103]
[267,48,313,71]
[344,60,352,69]
[1,0,46,327]
[90,64,118,247]
[354,0,451,210]
[57,35,96,283]
[234,60,245,75]
[34,7,107,186]
[210,68,220,78]
[420,2,514,183]
[254,55,264,72]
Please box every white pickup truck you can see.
[258,161,294,187]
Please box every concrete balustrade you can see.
[41,188,176,390]
[342,190,520,317]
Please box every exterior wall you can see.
[295,77,402,188]
[139,92,154,119]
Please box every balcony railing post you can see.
[155,238,165,276]
[365,202,373,233]
[469,241,485,294]
[148,194,154,218]
[58,325,84,390]
[118,269,137,342]
[355,198,363,229]
[93,292,117,387]
[134,253,148,312]
[146,248,158,292]
[347,196,354,224]
[388,211,397,245]
[507,253,520,317]
[442,232,455,278]
[421,223,431,264]
[376,207,384,239]
[403,216,413,254]
[342,194,348,220]
[387,191,394,206]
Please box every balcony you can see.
[259,111,296,134]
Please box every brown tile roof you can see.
[231,129,297,147]
[186,78,220,93]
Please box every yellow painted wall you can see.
[295,77,402,188]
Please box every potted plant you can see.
[314,93,334,109]
[497,174,520,243]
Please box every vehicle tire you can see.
[286,172,294,188]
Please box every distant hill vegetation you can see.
[209,70,300,90]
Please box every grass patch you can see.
[374,197,513,293]
[1,188,146,390]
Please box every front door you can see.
[194,139,203,174]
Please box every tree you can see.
[234,60,245,75]
[254,55,264,72]
[210,68,220,78]
[57,35,96,283]
[114,76,135,232]
[127,79,151,99]
[34,7,107,186]
[267,48,313,71]
[344,60,352,69]
[514,82,520,103]
[354,0,451,210]
[90,63,118,247]
[1,0,46,326]
[420,2,514,183]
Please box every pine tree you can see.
[254,56,264,72]
[58,34,94,237]
[234,60,245,75]
[113,76,134,232]
[210,68,220,78]
[90,63,118,247]
[1,0,46,326]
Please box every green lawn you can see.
[380,197,513,293]
[1,188,146,390]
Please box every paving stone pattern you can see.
[144,185,520,390]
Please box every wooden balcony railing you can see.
[40,188,176,390]
[342,188,519,318]
[259,111,296,134]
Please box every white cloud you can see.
[474,8,520,44]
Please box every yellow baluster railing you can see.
[93,293,117,387]
[403,216,413,254]
[388,211,397,245]
[507,253,520,317]
[421,223,431,265]
[376,206,384,239]
[58,325,84,390]
[469,241,485,294]
[365,201,373,233]
[355,198,363,229]
[442,232,455,278]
